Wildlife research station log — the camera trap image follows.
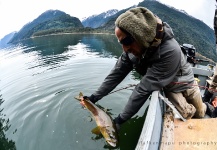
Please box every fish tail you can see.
[74,92,84,101]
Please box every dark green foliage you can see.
[137,1,216,61]
[8,1,217,62]
[32,27,111,37]
[9,10,83,43]
[100,1,216,62]
[29,14,83,37]
[0,96,16,150]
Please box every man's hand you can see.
[113,114,126,133]
[83,95,98,104]
[80,97,85,107]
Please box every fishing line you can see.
[108,84,137,95]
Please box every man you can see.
[214,0,217,52]
[203,0,217,115]
[84,7,208,129]
[203,91,217,117]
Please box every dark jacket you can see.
[92,22,194,121]
[214,7,217,43]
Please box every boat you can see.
[135,44,216,150]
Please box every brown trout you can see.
[75,92,118,147]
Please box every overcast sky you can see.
[0,0,215,39]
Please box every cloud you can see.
[158,0,215,28]
[0,0,143,39]
[0,0,215,39]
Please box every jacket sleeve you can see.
[120,39,182,121]
[92,52,133,101]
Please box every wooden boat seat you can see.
[173,118,217,150]
[160,110,217,150]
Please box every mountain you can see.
[98,0,216,62]
[138,0,216,62]
[82,9,119,28]
[9,10,83,43]
[3,0,216,62]
[0,32,16,48]
[97,6,136,31]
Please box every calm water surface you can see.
[0,34,149,150]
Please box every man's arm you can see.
[92,52,133,101]
[119,39,181,122]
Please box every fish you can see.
[74,92,118,147]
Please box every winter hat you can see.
[115,7,163,48]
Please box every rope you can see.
[171,82,217,93]
[108,82,217,95]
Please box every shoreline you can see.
[31,32,115,39]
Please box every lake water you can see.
[0,34,149,150]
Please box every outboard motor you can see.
[180,43,209,67]
[180,43,196,64]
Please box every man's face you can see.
[115,27,144,58]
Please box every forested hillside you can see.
[6,0,216,62]
[138,1,216,61]
[100,0,216,62]
[9,10,83,43]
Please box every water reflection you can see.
[0,34,146,150]
[20,35,83,71]
[17,34,123,72]
[22,34,82,55]
[20,34,122,58]
[0,93,16,150]
[119,107,148,150]
[81,34,123,58]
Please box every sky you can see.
[0,0,216,40]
